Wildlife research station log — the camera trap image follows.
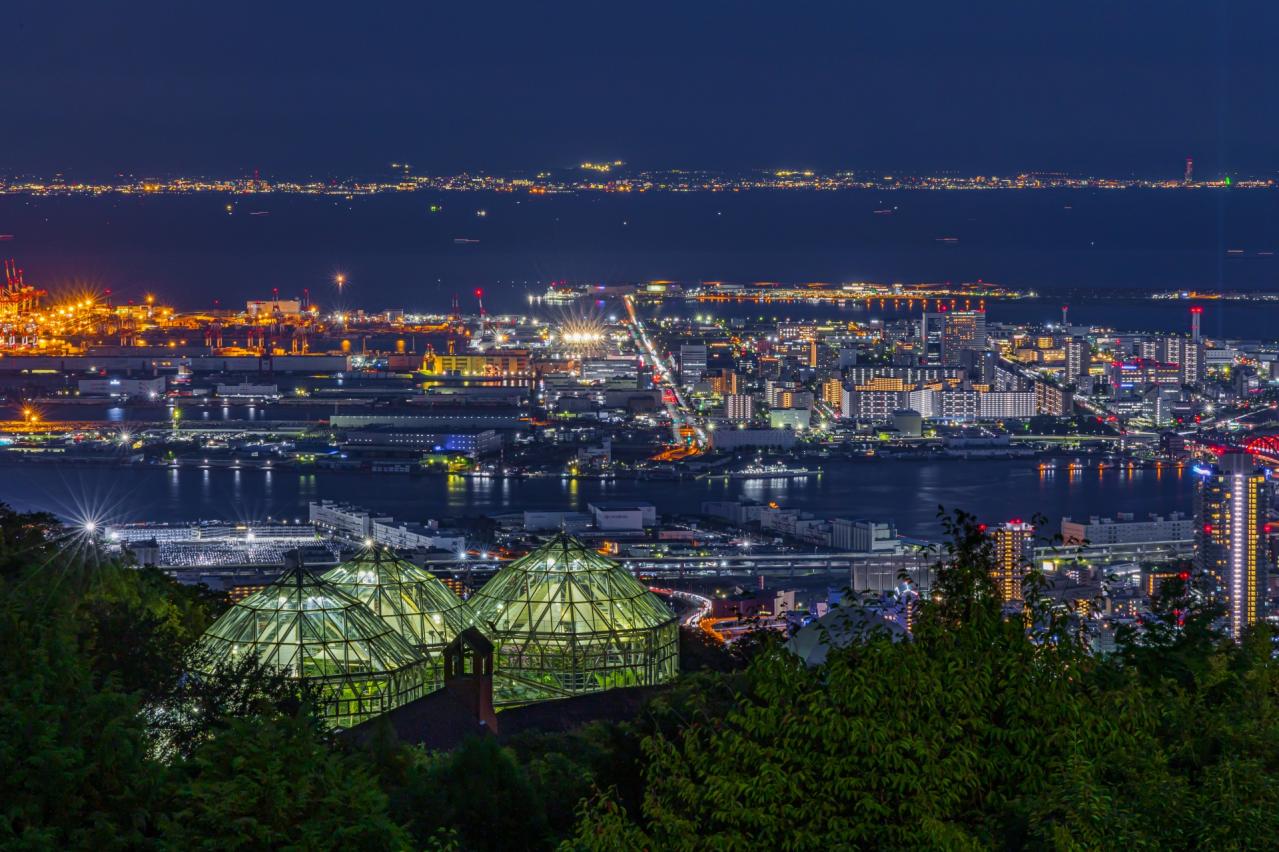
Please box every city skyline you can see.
[0,161,1270,191]
[6,5,1279,847]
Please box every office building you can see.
[310,500,388,539]
[679,343,708,382]
[831,518,899,553]
[342,427,503,457]
[215,382,282,400]
[588,502,658,531]
[1107,359,1182,392]
[77,376,166,398]
[1061,512,1196,546]
[919,312,945,365]
[940,311,987,365]
[422,349,531,377]
[769,407,811,430]
[708,428,797,450]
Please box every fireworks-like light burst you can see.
[10,468,144,597]
[47,276,110,308]
[550,302,610,359]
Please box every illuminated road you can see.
[1184,401,1278,435]
[623,295,707,450]
[658,588,713,627]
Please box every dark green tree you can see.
[161,712,408,850]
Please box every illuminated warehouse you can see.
[464,533,679,705]
[193,564,431,727]
[322,546,468,690]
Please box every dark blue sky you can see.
[4,0,1275,178]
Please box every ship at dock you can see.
[698,462,818,481]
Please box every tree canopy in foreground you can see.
[1,505,1277,850]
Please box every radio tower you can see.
[1184,157,1194,184]
[474,288,489,346]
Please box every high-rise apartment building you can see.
[709,369,739,395]
[992,521,1034,602]
[1196,452,1271,639]
[1158,336,1204,387]
[1064,337,1088,381]
[1035,381,1073,416]
[724,394,754,422]
[821,377,844,412]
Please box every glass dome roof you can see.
[466,533,679,705]
[193,564,430,727]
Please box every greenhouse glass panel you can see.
[323,546,467,693]
[192,564,430,728]
[466,534,679,706]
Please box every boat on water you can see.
[699,463,817,481]
[453,237,480,245]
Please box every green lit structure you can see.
[466,533,679,706]
[322,547,468,691]
[193,564,430,727]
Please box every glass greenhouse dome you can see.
[322,546,468,691]
[192,565,430,727]
[466,533,679,706]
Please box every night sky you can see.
[4,0,1276,178]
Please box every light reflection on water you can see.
[0,460,1195,539]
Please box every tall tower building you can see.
[992,521,1034,602]
[1190,305,1202,343]
[1064,337,1088,381]
[919,313,945,365]
[1184,157,1194,184]
[940,311,987,366]
[1196,452,1271,639]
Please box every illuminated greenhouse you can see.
[322,546,468,690]
[192,565,430,727]
[466,533,679,706]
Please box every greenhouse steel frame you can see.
[322,547,468,692]
[193,565,430,727]
[466,533,679,706]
